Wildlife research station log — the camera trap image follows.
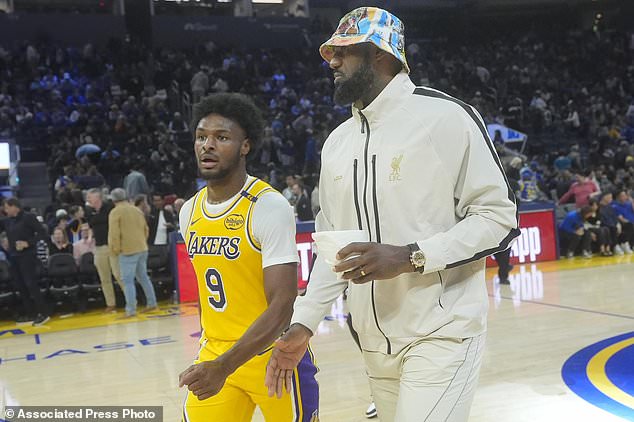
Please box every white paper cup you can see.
[311,230,368,266]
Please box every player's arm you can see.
[214,262,297,373]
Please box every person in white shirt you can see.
[281,174,297,205]
[265,7,519,422]
[149,194,175,246]
[73,223,96,265]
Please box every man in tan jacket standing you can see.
[108,188,158,317]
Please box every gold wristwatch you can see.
[407,243,426,273]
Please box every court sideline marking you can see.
[490,294,634,321]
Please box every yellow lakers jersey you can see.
[183,178,276,342]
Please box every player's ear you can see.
[241,139,251,157]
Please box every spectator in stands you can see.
[612,189,634,254]
[86,188,123,313]
[282,174,297,205]
[558,169,599,208]
[134,194,151,217]
[108,188,157,317]
[123,162,150,200]
[506,157,523,182]
[518,168,545,202]
[73,223,96,265]
[168,112,189,138]
[49,227,73,256]
[599,192,624,255]
[553,151,573,172]
[48,208,68,233]
[568,144,582,170]
[551,169,575,199]
[564,100,581,135]
[559,205,594,259]
[55,211,70,234]
[598,170,617,195]
[65,88,86,108]
[292,182,313,222]
[3,198,49,325]
[191,67,209,104]
[149,193,175,247]
[585,198,612,256]
[66,205,86,244]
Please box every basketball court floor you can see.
[1,256,633,422]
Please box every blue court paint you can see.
[562,331,634,421]
[34,334,40,345]
[605,344,634,398]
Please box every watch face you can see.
[412,250,426,267]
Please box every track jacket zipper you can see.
[358,111,391,354]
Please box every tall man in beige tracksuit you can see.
[266,7,520,422]
[108,188,158,317]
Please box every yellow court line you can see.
[586,337,634,409]
[486,254,634,277]
[0,303,200,338]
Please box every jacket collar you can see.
[352,72,414,126]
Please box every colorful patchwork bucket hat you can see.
[319,7,410,74]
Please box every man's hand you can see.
[265,324,312,398]
[179,360,231,401]
[575,228,584,236]
[333,242,412,284]
[15,241,28,251]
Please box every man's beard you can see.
[333,62,375,106]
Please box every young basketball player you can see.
[178,93,319,421]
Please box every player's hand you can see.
[265,324,312,398]
[333,242,412,284]
[179,360,230,401]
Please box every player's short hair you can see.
[191,93,265,155]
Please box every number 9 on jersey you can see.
[205,268,227,312]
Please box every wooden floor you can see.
[1,256,634,421]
